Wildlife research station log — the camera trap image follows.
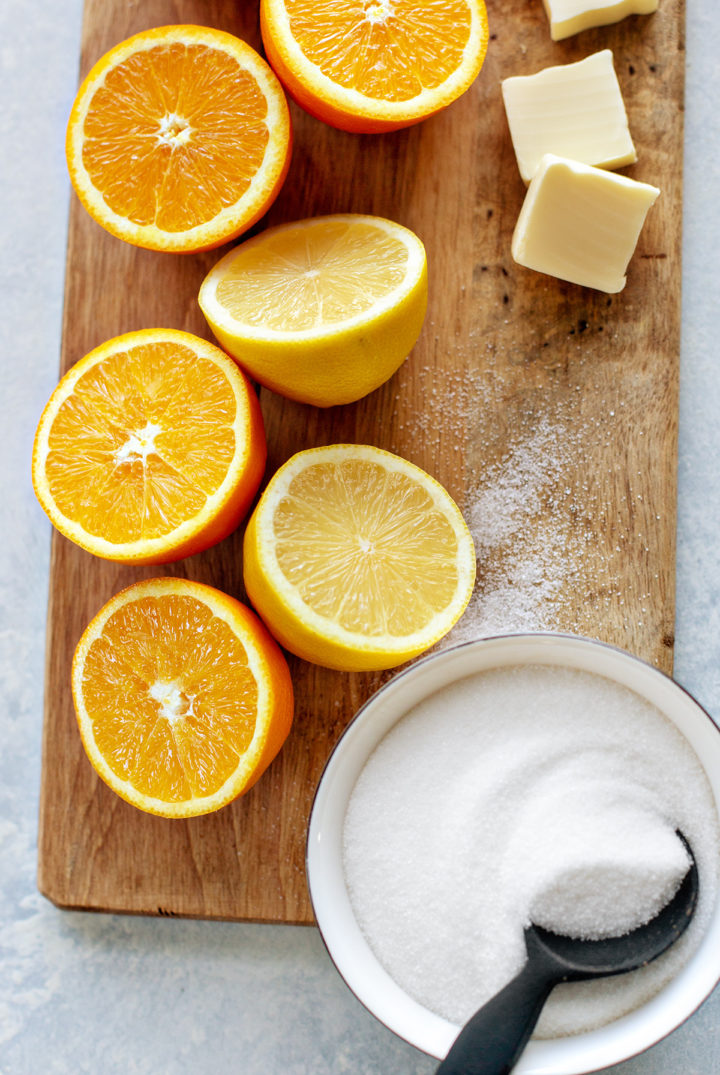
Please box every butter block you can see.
[542,0,659,41]
[511,154,660,293]
[502,51,636,184]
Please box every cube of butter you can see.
[502,51,636,184]
[511,154,660,293]
[542,0,659,41]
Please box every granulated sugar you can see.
[396,357,658,647]
[342,665,720,1038]
[446,418,581,640]
[524,802,689,940]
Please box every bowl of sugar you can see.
[307,634,720,1073]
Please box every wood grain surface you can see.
[38,0,686,922]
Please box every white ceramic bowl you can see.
[306,634,720,1074]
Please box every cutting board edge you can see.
[35,876,316,926]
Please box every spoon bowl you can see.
[435,835,699,1075]
[532,841,698,980]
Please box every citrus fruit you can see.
[66,25,292,252]
[260,0,489,133]
[32,329,266,564]
[72,577,294,818]
[243,444,476,671]
[198,214,428,407]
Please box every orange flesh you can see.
[283,0,474,101]
[81,43,271,231]
[44,342,237,543]
[272,459,461,635]
[81,595,259,801]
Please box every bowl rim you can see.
[306,631,720,1073]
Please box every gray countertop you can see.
[3,2,719,1072]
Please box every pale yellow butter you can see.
[542,0,659,41]
[511,154,660,293]
[502,51,636,184]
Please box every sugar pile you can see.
[523,801,690,940]
[342,665,719,1038]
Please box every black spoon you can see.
[436,835,699,1075]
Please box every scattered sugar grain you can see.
[444,418,584,639]
[396,358,668,643]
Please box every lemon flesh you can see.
[199,214,428,407]
[243,444,476,671]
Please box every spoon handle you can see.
[435,936,559,1075]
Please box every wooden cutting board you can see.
[38,0,685,922]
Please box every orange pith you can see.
[32,329,266,563]
[260,0,489,133]
[72,579,294,817]
[66,26,292,251]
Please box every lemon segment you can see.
[199,214,428,407]
[243,444,476,671]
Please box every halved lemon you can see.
[199,214,428,407]
[243,444,476,670]
[72,577,294,818]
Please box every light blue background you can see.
[2,2,719,1072]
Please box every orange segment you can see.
[260,0,489,132]
[66,26,292,251]
[72,578,294,817]
[32,329,266,563]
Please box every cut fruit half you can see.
[66,25,292,252]
[72,578,294,817]
[260,0,490,133]
[243,444,476,670]
[32,329,266,564]
[199,214,428,407]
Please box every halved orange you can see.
[260,0,490,133]
[72,578,294,817]
[66,25,292,252]
[32,329,266,564]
